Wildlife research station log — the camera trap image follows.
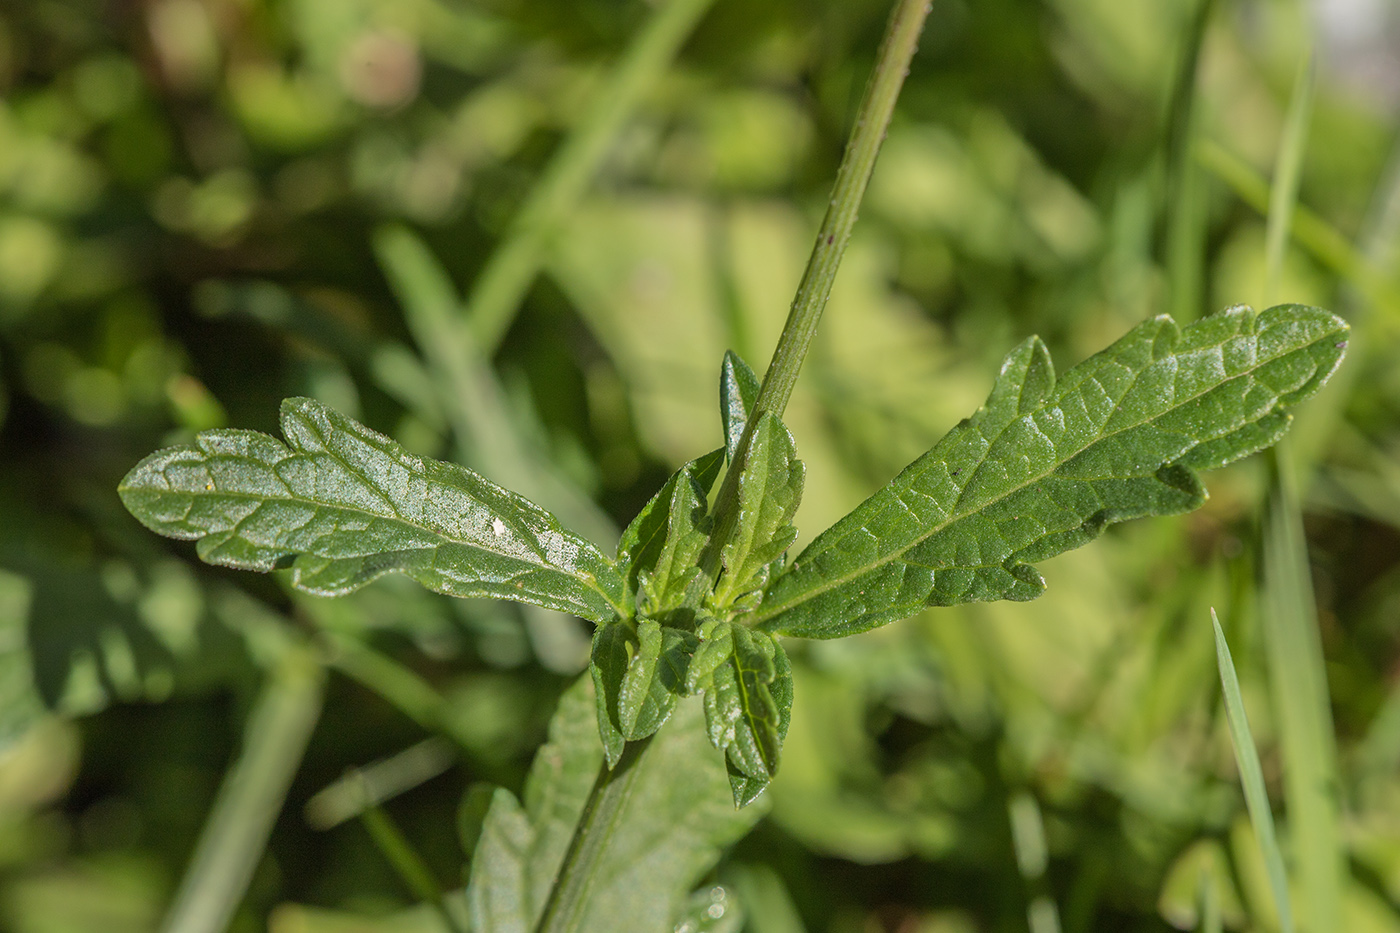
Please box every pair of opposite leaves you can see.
[120,303,1348,804]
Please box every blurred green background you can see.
[2,0,1400,930]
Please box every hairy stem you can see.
[703,0,930,579]
[532,736,654,933]
[532,3,930,930]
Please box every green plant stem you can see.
[467,0,717,353]
[159,641,325,933]
[703,0,931,579]
[532,736,654,933]
[531,4,930,930]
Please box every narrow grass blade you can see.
[1211,609,1294,933]
[466,0,717,352]
[159,640,325,933]
[1260,456,1345,933]
[1196,141,1400,313]
[359,801,468,933]
[1257,56,1346,933]
[1263,51,1316,307]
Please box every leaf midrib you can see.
[128,445,626,617]
[749,328,1336,626]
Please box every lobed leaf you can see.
[119,397,626,625]
[750,304,1348,639]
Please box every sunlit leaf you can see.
[118,397,625,625]
[693,621,792,806]
[711,413,805,612]
[720,350,761,462]
[752,305,1348,638]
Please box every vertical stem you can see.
[703,0,931,577]
[532,737,654,933]
[530,3,931,930]
[751,0,931,422]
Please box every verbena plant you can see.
[115,0,1348,929]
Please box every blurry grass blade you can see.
[1162,0,1216,323]
[119,397,626,624]
[1197,141,1400,312]
[1261,452,1345,933]
[160,640,324,933]
[304,738,455,830]
[467,0,718,352]
[374,224,616,548]
[754,305,1348,639]
[359,801,467,933]
[1264,51,1316,307]
[1199,870,1222,933]
[1212,610,1294,933]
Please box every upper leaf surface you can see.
[751,304,1348,639]
[119,397,626,625]
[720,350,761,462]
[711,412,805,611]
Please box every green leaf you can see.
[619,619,695,740]
[588,622,631,767]
[711,413,805,611]
[751,304,1348,638]
[694,623,792,806]
[616,448,723,607]
[720,350,761,462]
[118,397,625,626]
[634,455,721,620]
[467,675,764,932]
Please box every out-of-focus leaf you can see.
[118,397,625,625]
[466,675,763,933]
[711,412,804,612]
[752,304,1348,639]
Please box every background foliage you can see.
[2,0,1400,930]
